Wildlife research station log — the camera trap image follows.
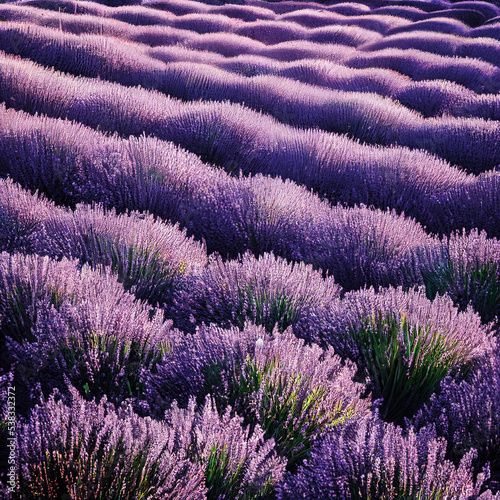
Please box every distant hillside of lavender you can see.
[1,0,500,498]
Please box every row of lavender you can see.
[41,0,500,52]
[6,0,500,37]
[2,5,500,112]
[3,2,499,54]
[1,176,499,498]
[2,171,500,330]
[2,0,500,68]
[3,103,500,309]
[2,23,500,134]
[1,59,499,241]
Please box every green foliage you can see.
[3,282,37,343]
[352,312,471,423]
[203,443,276,500]
[207,355,356,470]
[61,329,169,404]
[82,231,182,306]
[423,259,500,325]
[235,286,302,334]
[204,444,246,500]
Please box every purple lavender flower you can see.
[173,250,341,334]
[411,353,500,488]
[420,229,500,326]
[0,253,173,411]
[0,177,63,255]
[143,321,369,469]
[317,286,495,422]
[17,386,208,499]
[279,413,489,499]
[428,170,500,239]
[44,202,207,307]
[166,394,286,499]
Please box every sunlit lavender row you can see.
[1,10,500,171]
[1,71,499,238]
[2,21,500,121]
[1,0,500,497]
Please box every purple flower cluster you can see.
[314,285,495,366]
[141,322,369,468]
[0,177,208,308]
[17,386,208,499]
[412,354,500,479]
[172,250,342,334]
[17,383,285,499]
[0,252,174,414]
[421,229,500,326]
[1,53,500,239]
[279,413,490,499]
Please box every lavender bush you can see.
[43,203,207,308]
[427,173,500,240]
[173,251,342,334]
[278,413,491,499]
[16,375,285,499]
[166,395,286,499]
[0,253,173,410]
[0,177,62,255]
[17,387,207,499]
[421,230,500,326]
[0,253,86,344]
[347,311,476,423]
[142,322,369,469]
[316,286,495,422]
[140,322,270,412]
[411,354,500,485]
[320,286,494,363]
[213,329,370,468]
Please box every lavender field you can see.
[1,0,500,496]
